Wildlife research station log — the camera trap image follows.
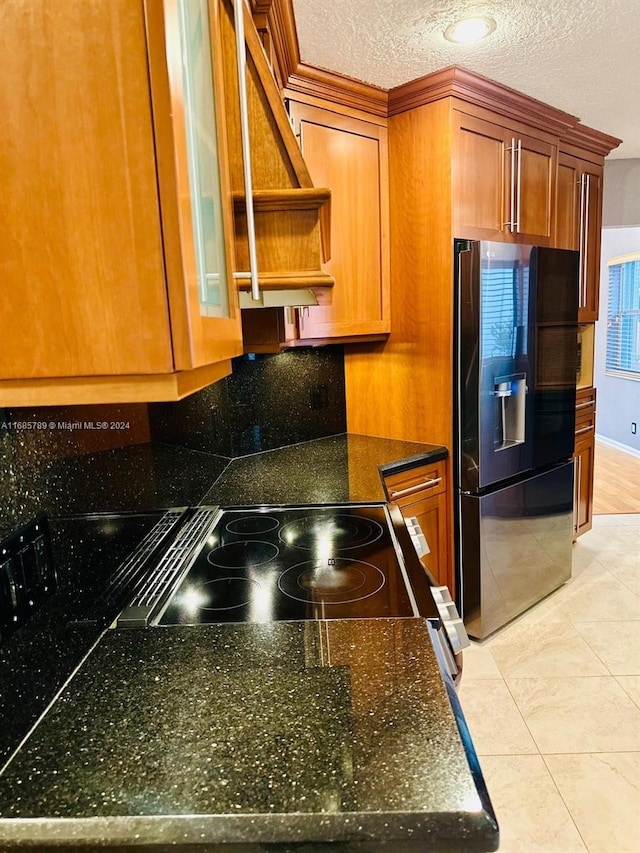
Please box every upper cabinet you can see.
[285,100,390,341]
[0,0,332,405]
[343,67,620,450]
[1,0,242,405]
[555,124,616,322]
[453,110,556,245]
[217,0,333,308]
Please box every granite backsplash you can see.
[148,346,347,457]
[0,347,347,537]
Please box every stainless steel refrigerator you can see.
[454,239,579,639]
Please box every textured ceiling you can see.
[292,0,640,158]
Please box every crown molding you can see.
[561,122,622,157]
[265,0,388,117]
[388,65,578,134]
[255,6,621,154]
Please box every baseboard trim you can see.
[595,434,640,459]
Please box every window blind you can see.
[606,254,640,378]
[480,262,529,361]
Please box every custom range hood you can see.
[222,0,334,309]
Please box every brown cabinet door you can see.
[145,0,243,369]
[0,0,174,380]
[401,491,449,588]
[0,0,241,387]
[556,153,603,322]
[573,387,596,538]
[556,156,580,250]
[453,111,555,245]
[579,163,603,322]
[516,131,556,245]
[574,437,595,538]
[383,461,450,589]
[288,101,390,339]
[453,112,508,240]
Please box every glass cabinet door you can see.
[148,0,242,371]
[177,0,230,318]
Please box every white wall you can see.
[603,159,640,227]
[595,226,640,453]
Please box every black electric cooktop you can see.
[156,505,417,625]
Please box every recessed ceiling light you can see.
[444,17,497,44]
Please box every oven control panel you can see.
[0,514,56,640]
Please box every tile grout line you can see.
[497,671,543,757]
[613,675,640,710]
[540,753,591,852]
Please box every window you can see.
[606,252,640,379]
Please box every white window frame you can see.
[605,251,640,382]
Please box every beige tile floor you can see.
[459,513,640,852]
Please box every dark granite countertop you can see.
[202,434,447,506]
[0,434,447,760]
[0,619,497,852]
[1,433,446,539]
[0,443,230,541]
[0,511,167,764]
[0,434,464,850]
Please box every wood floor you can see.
[593,439,640,514]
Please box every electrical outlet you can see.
[209,406,218,440]
[632,422,637,435]
[309,384,329,410]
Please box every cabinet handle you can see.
[573,455,580,533]
[578,174,587,308]
[582,173,591,309]
[575,399,595,410]
[575,425,594,436]
[389,477,442,500]
[514,138,522,232]
[504,138,517,231]
[232,0,260,302]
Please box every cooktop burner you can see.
[278,514,384,551]
[157,505,416,625]
[207,541,280,569]
[189,577,261,611]
[225,516,280,535]
[277,559,385,605]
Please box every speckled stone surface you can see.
[0,443,229,541]
[202,434,446,506]
[0,435,446,770]
[148,347,348,458]
[0,620,498,851]
[0,512,165,763]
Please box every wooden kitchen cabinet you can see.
[285,100,390,341]
[245,5,391,343]
[556,152,604,322]
[383,460,451,591]
[343,68,618,602]
[240,96,390,352]
[574,387,596,538]
[453,109,556,245]
[0,0,246,405]
[1,0,333,405]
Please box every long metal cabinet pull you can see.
[232,0,260,301]
[389,477,442,500]
[575,425,594,436]
[504,138,517,231]
[574,455,580,533]
[514,139,522,232]
[582,173,591,310]
[578,174,587,308]
[575,399,595,411]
